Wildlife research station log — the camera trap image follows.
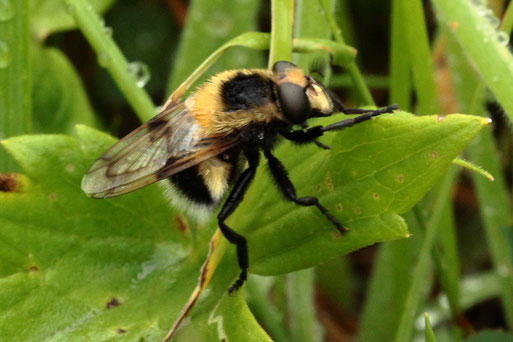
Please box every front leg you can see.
[217,148,260,293]
[281,104,398,145]
[263,149,346,234]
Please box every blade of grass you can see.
[502,0,513,33]
[428,200,464,340]
[425,313,438,342]
[358,211,423,342]
[246,276,290,342]
[286,269,323,342]
[389,0,412,110]
[316,257,356,314]
[393,168,457,342]
[467,128,513,329]
[432,0,513,124]
[62,0,155,122]
[398,0,440,115]
[424,271,503,326]
[0,0,31,172]
[445,13,513,328]
[269,0,294,67]
[434,201,462,316]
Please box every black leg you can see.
[322,104,398,132]
[263,149,347,234]
[217,149,260,293]
[281,104,397,144]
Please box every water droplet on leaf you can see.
[484,12,500,29]
[104,26,113,37]
[497,31,510,46]
[127,61,150,88]
[97,51,110,67]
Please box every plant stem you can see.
[269,0,294,67]
[318,0,374,105]
[62,0,155,122]
[389,0,412,110]
[398,0,440,115]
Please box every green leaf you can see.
[237,112,489,275]
[0,126,270,341]
[30,0,116,39]
[172,289,272,342]
[0,112,488,339]
[425,313,437,342]
[464,331,513,342]
[32,46,97,133]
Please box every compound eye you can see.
[277,82,310,124]
[273,61,297,74]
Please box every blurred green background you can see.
[1,0,513,341]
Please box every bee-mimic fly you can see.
[81,61,398,292]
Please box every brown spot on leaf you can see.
[325,174,334,191]
[116,328,126,334]
[65,164,76,173]
[48,192,58,202]
[0,173,18,192]
[373,192,380,200]
[449,21,459,30]
[316,184,322,192]
[174,215,188,233]
[353,207,361,215]
[430,151,439,160]
[106,297,120,309]
[396,174,404,183]
[28,265,39,272]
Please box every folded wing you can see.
[81,102,239,198]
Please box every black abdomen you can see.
[167,149,243,210]
[169,166,214,205]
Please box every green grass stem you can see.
[0,0,31,171]
[269,0,294,67]
[62,0,155,122]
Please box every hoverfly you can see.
[81,61,397,292]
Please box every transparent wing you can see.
[81,102,239,198]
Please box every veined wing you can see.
[81,102,239,198]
